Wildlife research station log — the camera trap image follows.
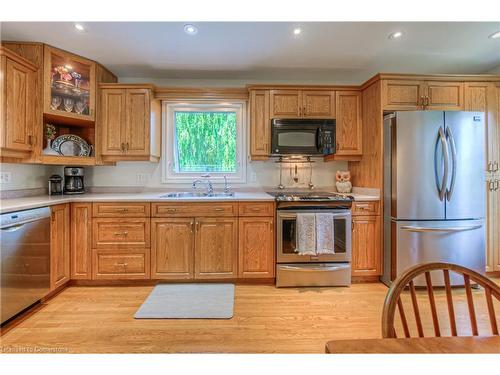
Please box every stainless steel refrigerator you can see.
[382,111,486,286]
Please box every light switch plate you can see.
[136,173,150,183]
[0,172,12,184]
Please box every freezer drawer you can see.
[395,219,485,286]
[276,263,351,287]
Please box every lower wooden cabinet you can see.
[71,203,92,279]
[92,248,150,280]
[92,218,150,248]
[351,214,381,277]
[50,204,70,290]
[238,217,275,278]
[195,218,238,279]
[151,218,195,279]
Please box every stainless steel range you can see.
[268,191,353,287]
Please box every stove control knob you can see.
[286,196,293,201]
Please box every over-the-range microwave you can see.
[270,118,336,156]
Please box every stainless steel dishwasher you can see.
[1,207,51,325]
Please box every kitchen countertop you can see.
[0,189,380,214]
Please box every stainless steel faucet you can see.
[192,174,214,195]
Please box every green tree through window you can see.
[174,111,237,173]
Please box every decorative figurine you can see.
[335,170,352,193]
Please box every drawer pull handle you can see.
[114,262,128,267]
[249,207,262,211]
[117,208,129,212]
[213,208,224,211]
[114,231,129,236]
[166,208,178,213]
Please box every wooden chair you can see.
[382,262,500,338]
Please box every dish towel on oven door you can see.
[315,213,335,254]
[296,213,317,255]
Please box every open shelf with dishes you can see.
[42,120,96,166]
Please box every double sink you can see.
[160,192,235,198]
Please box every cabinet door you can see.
[3,58,34,153]
[195,218,238,279]
[43,45,96,123]
[250,89,270,159]
[382,80,424,110]
[71,203,92,279]
[50,204,70,290]
[125,89,150,156]
[424,81,464,110]
[151,218,195,279]
[270,90,301,118]
[100,88,126,155]
[335,91,362,156]
[238,217,274,278]
[302,90,335,118]
[352,215,381,276]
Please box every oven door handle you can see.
[279,264,350,272]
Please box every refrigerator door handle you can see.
[445,126,457,201]
[434,126,449,201]
[401,224,483,233]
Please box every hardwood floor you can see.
[1,281,499,353]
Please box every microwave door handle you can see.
[316,128,323,152]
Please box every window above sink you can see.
[162,101,247,184]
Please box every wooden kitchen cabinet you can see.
[382,79,464,110]
[0,47,37,160]
[151,218,195,279]
[302,91,336,118]
[335,91,362,157]
[71,203,92,279]
[270,90,301,118]
[238,217,275,278]
[351,215,381,277]
[195,217,238,279]
[92,218,150,249]
[92,248,150,280]
[50,203,70,290]
[100,84,161,162]
[270,89,335,119]
[249,89,271,160]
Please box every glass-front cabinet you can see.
[43,45,96,124]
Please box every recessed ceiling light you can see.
[489,31,500,39]
[184,24,198,35]
[389,31,403,39]
[293,27,302,35]
[74,23,85,32]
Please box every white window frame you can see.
[162,100,247,184]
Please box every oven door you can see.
[277,209,351,263]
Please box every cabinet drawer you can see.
[92,218,150,248]
[152,202,238,217]
[92,249,150,279]
[238,201,275,217]
[92,202,150,217]
[352,201,379,216]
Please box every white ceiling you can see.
[1,22,499,84]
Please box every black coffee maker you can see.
[64,167,85,194]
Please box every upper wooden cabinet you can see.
[43,45,96,125]
[100,84,161,162]
[250,90,270,160]
[334,91,362,157]
[270,89,335,118]
[382,79,464,110]
[50,203,70,290]
[0,47,37,159]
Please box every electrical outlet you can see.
[136,173,150,183]
[250,172,257,182]
[0,172,12,184]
